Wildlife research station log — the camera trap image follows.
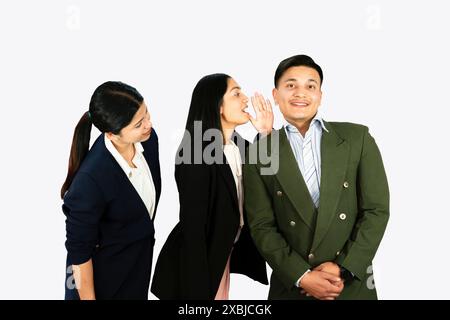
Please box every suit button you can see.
[308,253,315,261]
[290,221,296,227]
[336,251,340,256]
[277,191,283,197]
[339,213,347,220]
[343,181,349,188]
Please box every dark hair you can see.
[176,73,230,163]
[184,73,230,135]
[274,54,323,87]
[60,81,144,199]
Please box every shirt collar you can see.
[104,135,144,177]
[223,139,238,148]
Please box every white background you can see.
[1,0,449,299]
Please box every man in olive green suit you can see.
[244,55,389,300]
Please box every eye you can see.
[234,91,240,97]
[308,84,316,90]
[136,122,142,128]
[286,83,295,89]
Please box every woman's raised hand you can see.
[249,92,274,135]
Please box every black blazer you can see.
[63,130,161,300]
[151,133,268,300]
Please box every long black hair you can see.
[185,73,230,135]
[176,74,230,164]
[60,81,144,198]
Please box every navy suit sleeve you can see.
[63,172,105,265]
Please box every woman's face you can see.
[220,78,250,130]
[110,102,152,144]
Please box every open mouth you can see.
[290,101,309,108]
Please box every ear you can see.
[219,105,224,115]
[272,88,278,105]
[105,132,118,141]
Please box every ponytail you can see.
[60,111,92,199]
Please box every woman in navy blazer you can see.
[61,81,161,300]
[151,74,272,299]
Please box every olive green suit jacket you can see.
[243,122,389,300]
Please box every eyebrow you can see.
[229,86,241,92]
[284,78,319,84]
[134,108,148,127]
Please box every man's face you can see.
[273,66,322,126]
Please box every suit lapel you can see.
[217,142,240,214]
[275,129,316,230]
[142,142,161,205]
[100,135,150,217]
[311,122,349,251]
[218,131,250,215]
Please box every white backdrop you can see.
[1,0,449,299]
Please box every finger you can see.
[331,282,344,292]
[251,95,262,114]
[323,297,336,301]
[250,96,257,112]
[315,263,325,271]
[319,271,341,283]
[266,98,273,112]
[257,93,268,112]
[327,284,344,294]
[326,292,340,298]
[261,95,270,112]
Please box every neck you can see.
[288,117,315,137]
[111,139,135,161]
[221,124,236,145]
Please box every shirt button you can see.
[343,181,349,188]
[308,253,315,261]
[339,213,347,220]
[336,251,340,256]
[290,221,296,227]
[277,191,283,197]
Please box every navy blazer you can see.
[63,130,161,300]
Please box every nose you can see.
[242,93,249,104]
[293,88,307,98]
[144,115,152,130]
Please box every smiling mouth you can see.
[290,101,309,108]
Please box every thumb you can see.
[315,263,325,271]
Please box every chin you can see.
[140,134,151,142]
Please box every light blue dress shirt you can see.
[284,113,329,192]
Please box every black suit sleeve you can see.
[63,172,105,265]
[177,164,212,299]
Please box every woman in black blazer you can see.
[61,81,161,300]
[151,74,272,299]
